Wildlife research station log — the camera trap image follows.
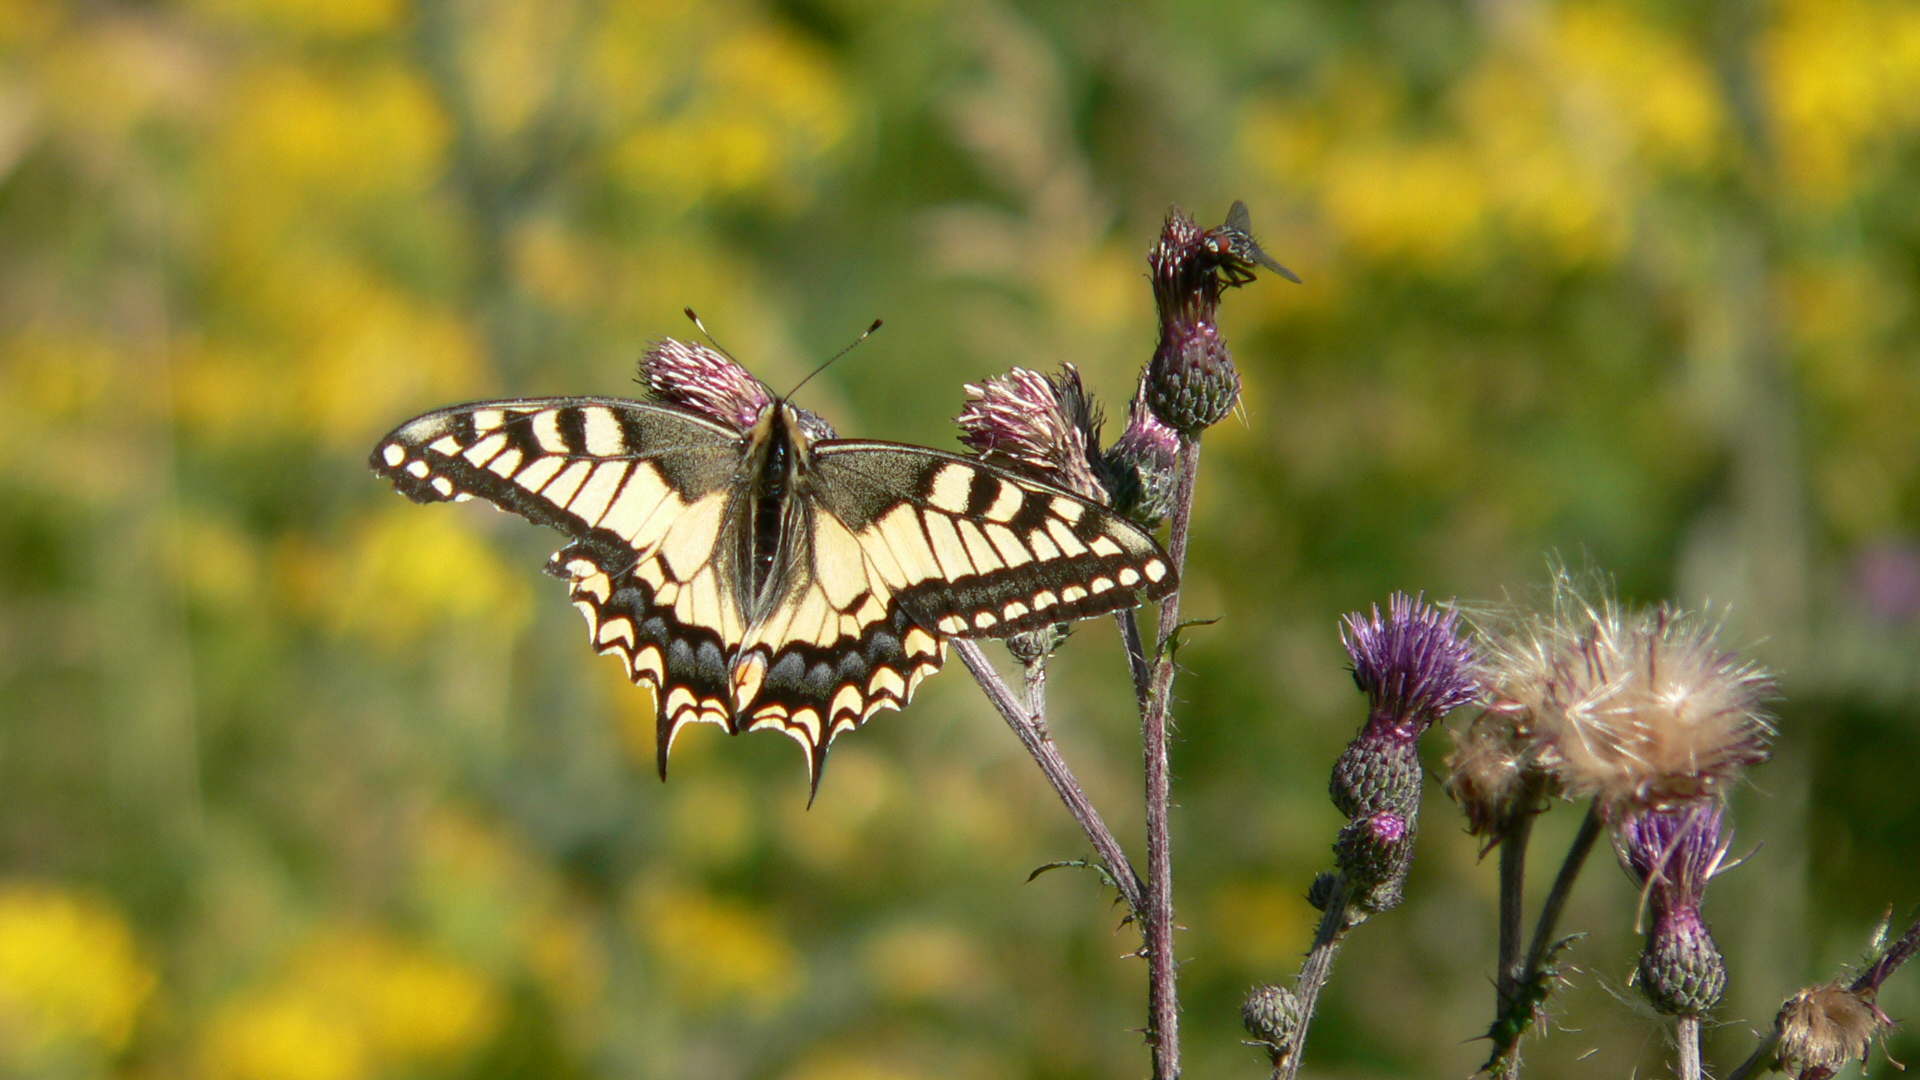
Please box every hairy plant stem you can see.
[1487,801,1606,1079]
[1279,876,1357,1080]
[1677,1016,1703,1080]
[1141,436,1202,1079]
[955,639,1145,915]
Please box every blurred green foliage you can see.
[2,0,1919,1076]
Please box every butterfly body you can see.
[372,350,1175,790]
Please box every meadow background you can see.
[4,0,1920,1076]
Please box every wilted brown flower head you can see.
[1775,982,1890,1080]
[1443,706,1558,838]
[1475,580,1776,817]
[956,365,1106,501]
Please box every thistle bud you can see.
[1616,800,1732,1017]
[1242,983,1303,1069]
[1100,382,1181,526]
[1336,811,1413,896]
[1306,871,1340,913]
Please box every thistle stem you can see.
[1485,801,1606,1078]
[1497,808,1538,1006]
[1677,1016,1703,1080]
[1279,876,1356,1080]
[1141,435,1203,1079]
[1527,803,1604,975]
[955,639,1145,915]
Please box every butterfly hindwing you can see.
[729,504,947,781]
[810,443,1177,637]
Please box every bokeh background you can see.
[4,0,1920,1076]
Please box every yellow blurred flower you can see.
[201,928,503,1080]
[186,0,405,40]
[0,884,155,1068]
[631,880,802,1016]
[1320,140,1488,269]
[1549,3,1727,173]
[327,508,530,647]
[1766,0,1920,202]
[862,922,987,1008]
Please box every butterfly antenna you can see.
[684,307,743,364]
[785,318,883,401]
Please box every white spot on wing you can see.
[533,410,568,452]
[381,444,405,467]
[513,455,565,492]
[464,432,508,466]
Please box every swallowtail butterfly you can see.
[371,342,1176,792]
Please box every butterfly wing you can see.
[811,443,1177,636]
[371,398,752,766]
[713,442,1173,775]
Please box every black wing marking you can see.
[811,442,1177,636]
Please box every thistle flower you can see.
[1331,594,1481,820]
[638,339,775,434]
[956,365,1107,501]
[1466,579,1775,819]
[1145,208,1238,434]
[1615,799,1731,1016]
[1101,381,1181,525]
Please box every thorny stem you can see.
[1677,1016,1703,1080]
[1279,876,1357,1080]
[1142,436,1202,1079]
[1486,801,1606,1079]
[955,639,1145,915]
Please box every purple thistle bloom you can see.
[1616,799,1731,1016]
[1617,799,1729,905]
[1145,208,1239,433]
[1342,593,1483,742]
[956,365,1107,501]
[639,339,779,434]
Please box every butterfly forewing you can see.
[810,444,1176,636]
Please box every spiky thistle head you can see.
[1145,207,1238,433]
[956,365,1107,501]
[1473,575,1776,817]
[1342,593,1482,741]
[638,339,776,434]
[1101,379,1181,525]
